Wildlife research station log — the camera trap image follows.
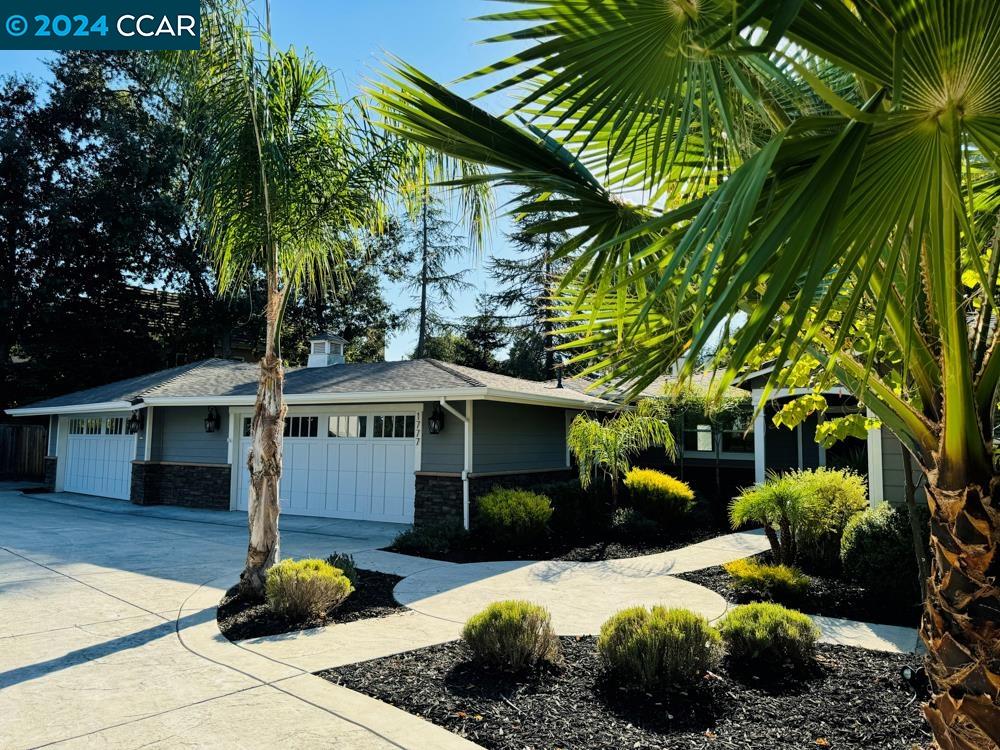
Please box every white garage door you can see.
[235,411,418,523]
[63,416,135,500]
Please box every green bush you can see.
[624,468,696,526]
[265,558,354,619]
[610,507,659,541]
[795,468,868,573]
[718,603,819,672]
[730,473,807,564]
[324,552,359,587]
[597,606,722,692]
[841,502,925,605]
[534,478,610,537]
[723,558,811,600]
[462,600,561,671]
[391,522,468,558]
[476,487,553,547]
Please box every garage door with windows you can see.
[235,409,419,523]
[63,416,135,500]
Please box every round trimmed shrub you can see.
[391,522,468,557]
[476,487,553,547]
[462,600,561,671]
[718,602,819,672]
[723,558,810,601]
[265,558,354,619]
[624,468,695,527]
[610,507,659,541]
[795,468,868,573]
[597,606,722,692]
[841,502,924,605]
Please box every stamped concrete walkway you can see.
[0,485,477,750]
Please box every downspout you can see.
[439,398,472,530]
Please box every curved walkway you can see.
[393,531,768,635]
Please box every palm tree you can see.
[177,5,397,594]
[371,2,1000,745]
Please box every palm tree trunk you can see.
[240,283,286,596]
[921,476,1000,749]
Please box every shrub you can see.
[624,468,695,527]
[534,478,610,537]
[723,558,810,600]
[841,502,925,606]
[391,522,468,557]
[718,603,819,672]
[462,600,561,671]
[729,473,807,564]
[597,606,722,692]
[610,507,659,541]
[324,552,359,587]
[476,487,553,547]
[265,558,354,619]
[795,468,868,573]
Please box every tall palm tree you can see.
[371,2,1000,746]
[177,4,397,594]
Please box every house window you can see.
[105,417,124,435]
[284,416,318,438]
[242,417,252,437]
[69,418,85,434]
[721,429,754,453]
[328,415,366,438]
[86,418,102,435]
[373,414,415,439]
[311,341,328,355]
[683,424,714,452]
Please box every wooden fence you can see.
[0,424,47,480]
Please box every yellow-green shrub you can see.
[718,602,819,671]
[795,468,868,573]
[476,487,553,546]
[624,468,695,526]
[265,558,354,619]
[462,600,561,671]
[597,606,722,692]
[723,558,810,600]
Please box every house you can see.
[5,333,614,528]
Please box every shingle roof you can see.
[10,358,616,412]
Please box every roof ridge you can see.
[423,359,486,388]
[136,358,221,400]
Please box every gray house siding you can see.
[420,400,464,473]
[880,428,923,505]
[472,400,568,473]
[151,406,230,464]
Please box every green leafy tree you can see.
[373,3,1000,742]
[567,400,675,507]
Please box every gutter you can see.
[4,400,141,417]
[438,397,472,530]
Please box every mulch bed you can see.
[386,522,729,564]
[322,636,931,749]
[676,554,922,628]
[217,569,404,641]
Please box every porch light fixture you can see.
[428,404,444,435]
[204,406,221,433]
[126,410,145,435]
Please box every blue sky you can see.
[0,1,525,360]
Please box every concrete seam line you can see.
[174,577,412,750]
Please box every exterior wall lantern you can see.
[126,410,145,435]
[204,406,221,433]
[427,404,444,435]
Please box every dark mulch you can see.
[323,637,930,749]
[677,555,922,628]
[386,522,729,564]
[217,569,403,641]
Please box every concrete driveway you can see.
[0,484,475,750]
